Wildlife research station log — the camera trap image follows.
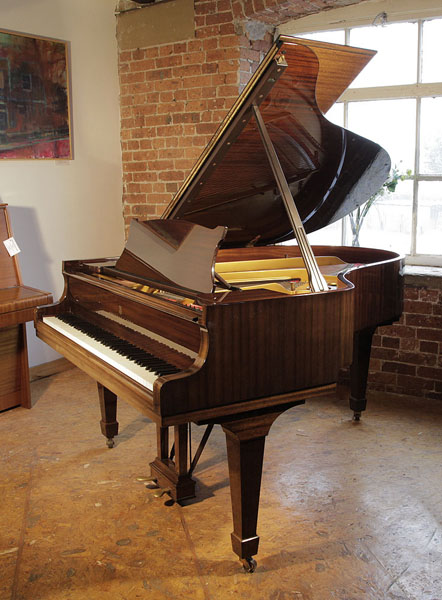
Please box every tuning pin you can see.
[153,487,171,498]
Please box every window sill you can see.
[403,265,442,288]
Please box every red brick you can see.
[119,50,132,62]
[419,288,439,302]
[203,38,218,51]
[195,25,221,38]
[382,336,400,349]
[158,171,184,181]
[433,304,442,316]
[398,338,418,353]
[404,286,419,300]
[206,48,239,62]
[131,58,156,72]
[173,64,203,78]
[217,0,233,11]
[417,366,442,381]
[369,371,397,385]
[154,79,183,92]
[173,113,201,124]
[417,328,442,342]
[155,55,183,69]
[195,0,217,14]
[183,51,206,65]
[371,347,399,360]
[182,74,214,89]
[420,340,439,353]
[188,40,203,52]
[206,12,233,26]
[174,42,187,54]
[202,63,219,74]
[404,300,433,315]
[406,314,442,328]
[159,44,175,57]
[398,351,436,366]
[396,374,435,390]
[382,362,416,375]
[120,72,145,84]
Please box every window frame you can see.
[279,0,442,266]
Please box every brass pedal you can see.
[153,487,171,498]
[136,476,158,488]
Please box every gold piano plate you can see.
[215,255,349,295]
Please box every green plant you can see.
[349,165,412,246]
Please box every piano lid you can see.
[163,35,391,248]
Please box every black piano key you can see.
[57,313,179,376]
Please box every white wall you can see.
[0,0,124,366]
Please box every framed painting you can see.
[0,30,71,159]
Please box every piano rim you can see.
[35,316,337,427]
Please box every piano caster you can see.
[353,411,361,422]
[242,557,257,573]
[106,437,115,448]
[153,487,171,499]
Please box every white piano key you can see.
[43,316,157,391]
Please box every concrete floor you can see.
[1,368,441,600]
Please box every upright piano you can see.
[0,204,52,411]
[35,35,403,571]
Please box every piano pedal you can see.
[153,487,171,499]
[136,476,159,489]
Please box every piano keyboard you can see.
[43,314,181,392]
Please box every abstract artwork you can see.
[0,30,71,159]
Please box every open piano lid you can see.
[163,35,391,248]
[115,35,391,294]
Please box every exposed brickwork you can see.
[119,0,242,226]
[368,283,442,401]
[118,0,366,227]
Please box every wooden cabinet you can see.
[0,204,52,411]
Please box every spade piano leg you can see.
[349,326,377,420]
[221,404,299,571]
[97,383,119,448]
[150,424,196,502]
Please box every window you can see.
[280,1,442,265]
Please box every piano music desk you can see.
[0,204,52,411]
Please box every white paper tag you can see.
[3,237,21,257]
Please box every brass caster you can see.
[353,412,361,422]
[153,487,171,498]
[242,557,257,573]
[106,438,115,448]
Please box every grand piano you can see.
[34,35,403,571]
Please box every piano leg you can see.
[150,424,196,502]
[349,326,376,421]
[221,404,300,572]
[97,384,119,448]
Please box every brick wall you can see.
[119,1,240,228]
[368,279,442,401]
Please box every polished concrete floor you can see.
[1,367,441,600]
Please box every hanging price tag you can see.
[3,237,21,257]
